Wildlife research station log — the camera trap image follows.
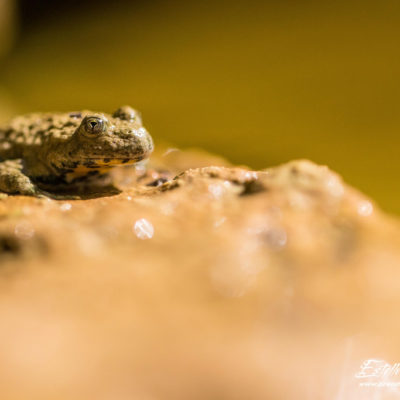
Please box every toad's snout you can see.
[130,128,154,159]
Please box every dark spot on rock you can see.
[240,180,266,196]
[205,171,219,178]
[0,232,49,260]
[174,172,185,180]
[122,158,131,164]
[147,177,169,187]
[103,158,111,163]
[0,234,21,256]
[158,180,180,192]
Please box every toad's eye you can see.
[80,116,106,137]
[112,106,141,122]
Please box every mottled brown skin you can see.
[0,106,154,197]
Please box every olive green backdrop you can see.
[1,0,399,213]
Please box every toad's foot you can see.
[0,159,48,197]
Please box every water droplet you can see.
[14,221,35,240]
[126,196,132,201]
[60,203,72,211]
[358,200,373,217]
[133,218,154,240]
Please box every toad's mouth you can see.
[86,158,137,166]
[64,158,143,183]
[78,156,146,168]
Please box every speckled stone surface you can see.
[0,148,399,399]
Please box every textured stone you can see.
[0,149,399,399]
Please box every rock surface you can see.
[0,148,400,400]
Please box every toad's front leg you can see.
[0,159,45,197]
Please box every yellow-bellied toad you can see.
[0,106,154,197]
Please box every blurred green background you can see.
[0,0,399,213]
